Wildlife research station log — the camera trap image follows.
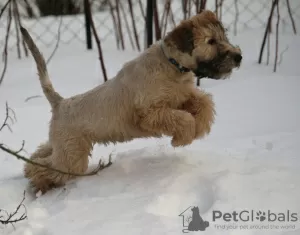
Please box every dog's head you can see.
[164,10,242,80]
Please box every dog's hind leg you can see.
[24,136,92,194]
[27,141,52,161]
[182,90,216,139]
[24,141,52,177]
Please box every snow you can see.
[1,15,300,235]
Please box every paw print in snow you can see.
[256,211,266,222]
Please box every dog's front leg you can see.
[182,90,216,139]
[139,107,196,147]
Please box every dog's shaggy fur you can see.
[21,10,242,194]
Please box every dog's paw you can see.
[194,121,212,139]
[171,113,196,147]
[171,135,194,147]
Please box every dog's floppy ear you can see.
[165,20,194,55]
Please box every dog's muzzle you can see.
[192,61,218,79]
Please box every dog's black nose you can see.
[234,54,242,63]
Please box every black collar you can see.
[160,41,191,74]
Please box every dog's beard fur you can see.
[193,53,241,80]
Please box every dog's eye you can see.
[207,38,216,45]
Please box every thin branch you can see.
[17,1,29,57]
[258,0,278,64]
[12,0,21,59]
[274,1,280,72]
[107,0,120,50]
[115,0,125,50]
[0,191,27,227]
[153,0,161,42]
[162,0,171,37]
[119,1,135,50]
[159,1,167,31]
[0,102,16,132]
[266,26,270,65]
[286,0,297,34]
[138,0,145,21]
[183,0,188,20]
[0,143,113,177]
[217,0,224,20]
[233,0,239,36]
[277,45,289,65]
[188,0,192,19]
[128,0,141,51]
[199,0,207,13]
[46,15,63,64]
[22,0,35,18]
[0,0,11,19]
[24,95,42,102]
[85,0,108,82]
[215,0,218,17]
[168,3,176,28]
[0,2,12,86]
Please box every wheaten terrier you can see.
[20,10,242,194]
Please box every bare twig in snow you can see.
[278,45,289,65]
[0,102,16,132]
[0,143,113,177]
[46,15,63,64]
[0,191,27,228]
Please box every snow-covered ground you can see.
[0,17,300,235]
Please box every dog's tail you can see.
[20,26,63,108]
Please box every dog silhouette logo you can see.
[179,206,209,233]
